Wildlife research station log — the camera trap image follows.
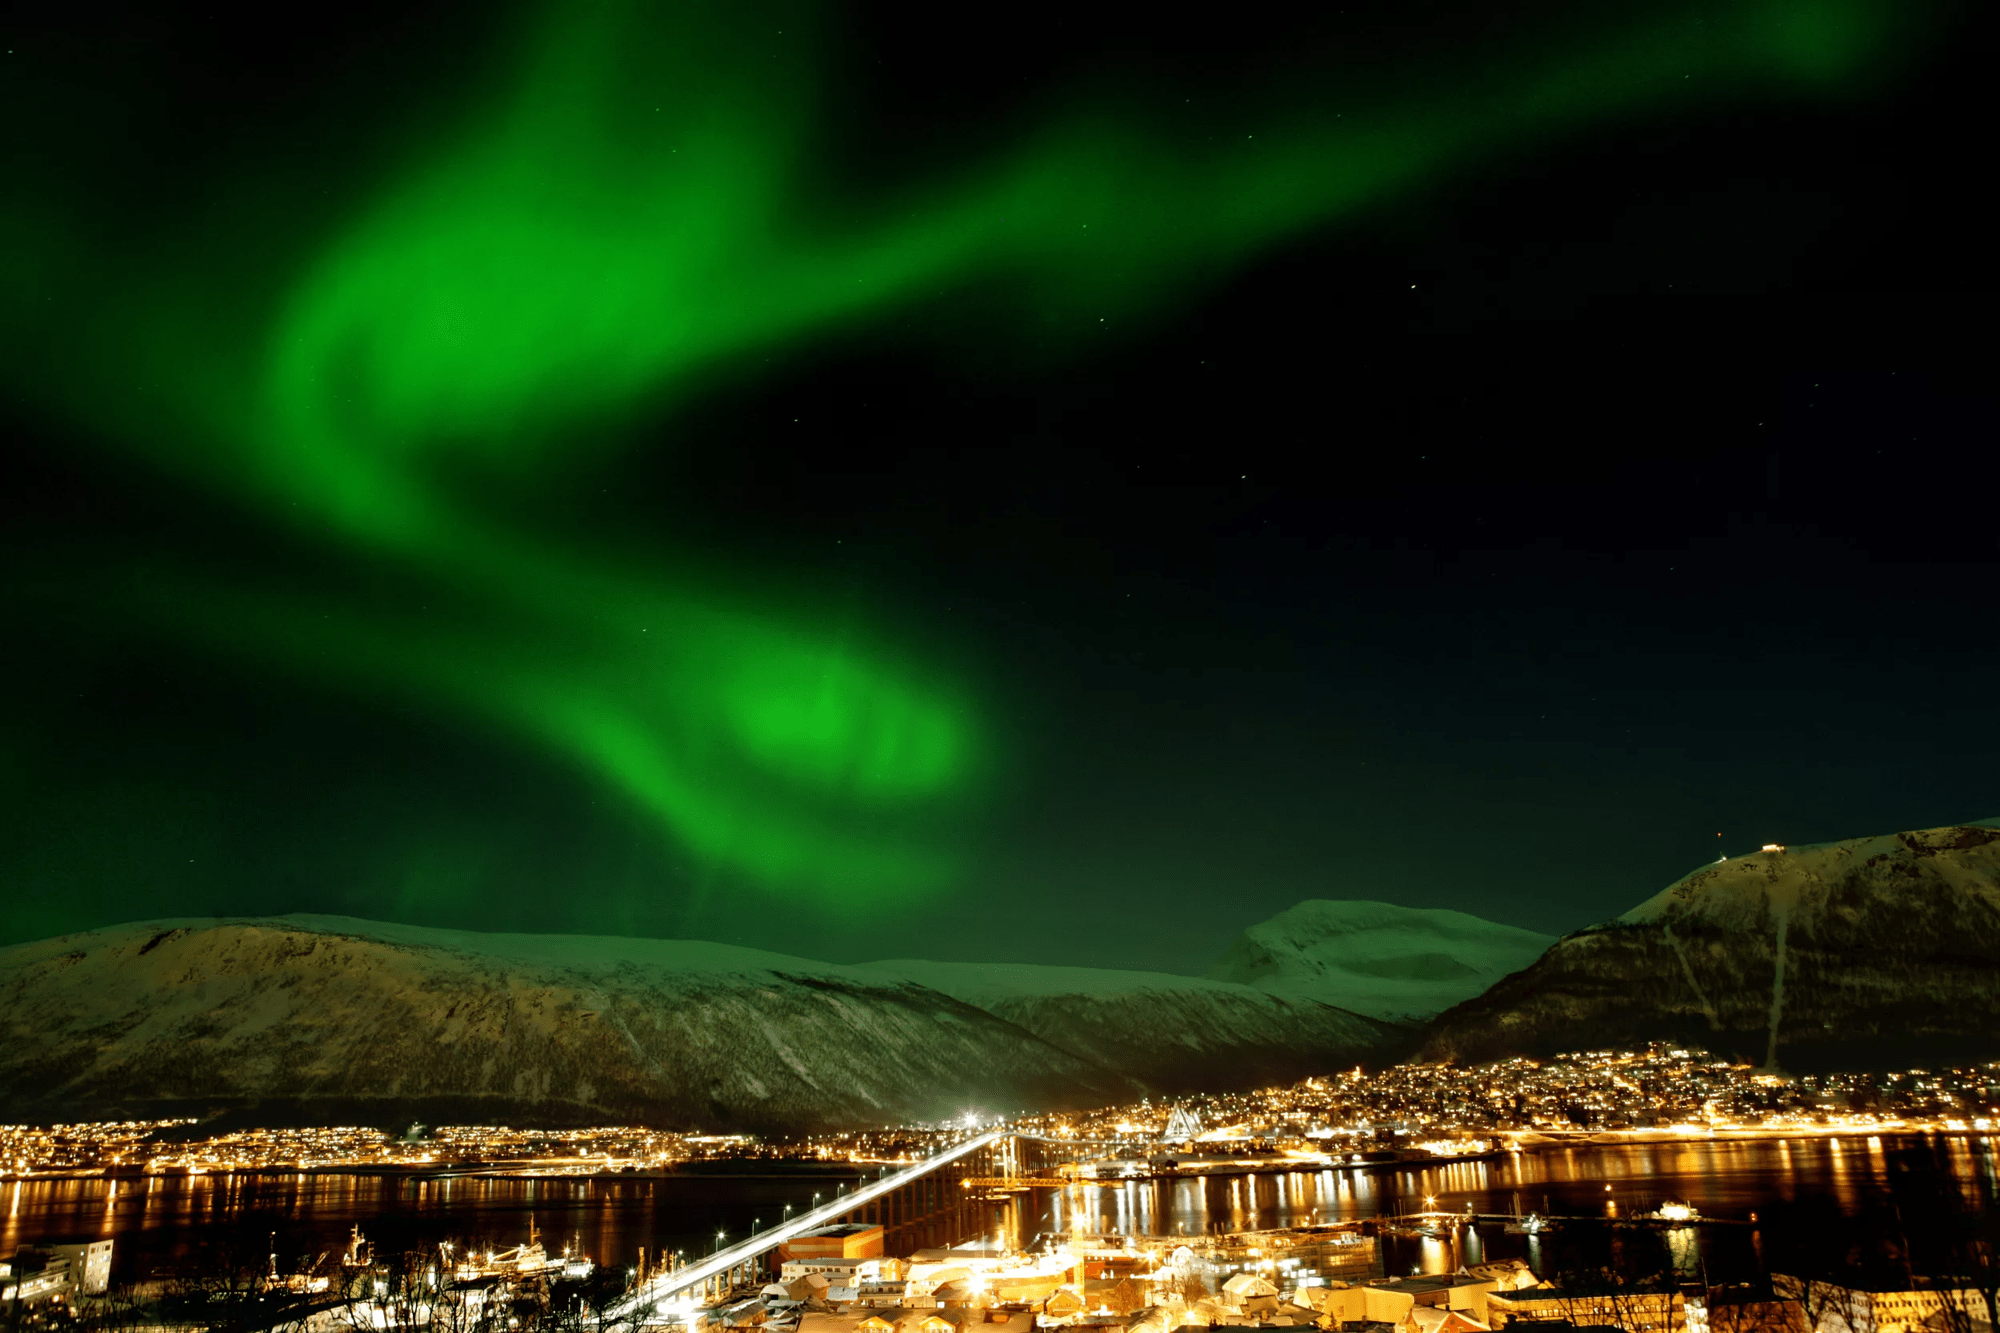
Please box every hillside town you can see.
[1030,1047,2000,1156]
[0,1124,774,1179]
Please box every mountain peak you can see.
[1203,898,1553,1024]
[1617,821,2000,929]
[1421,818,2000,1070]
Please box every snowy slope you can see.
[857,959,1263,1005]
[1420,819,2000,1069]
[856,959,1385,1088]
[1201,900,1555,1023]
[0,916,1392,1131]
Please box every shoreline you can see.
[0,1162,873,1183]
[3,1124,1987,1185]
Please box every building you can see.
[783,1255,907,1295]
[1310,1275,1502,1328]
[783,1259,867,1285]
[1486,1281,1685,1333]
[1377,1275,1504,1322]
[1771,1275,1990,1333]
[781,1225,886,1265]
[1693,1288,1810,1333]
[859,1271,912,1306]
[1405,1310,1493,1333]
[1,1241,114,1302]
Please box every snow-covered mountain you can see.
[1202,900,1555,1023]
[1419,819,2000,1069]
[852,959,1383,1088]
[0,915,1391,1132]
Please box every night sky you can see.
[1,0,1990,972]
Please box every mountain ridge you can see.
[0,914,1392,1132]
[1418,818,2000,1070]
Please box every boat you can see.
[1382,1221,1445,1239]
[454,1219,572,1280]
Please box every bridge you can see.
[609,1128,1052,1318]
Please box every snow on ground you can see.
[852,958,1287,1006]
[0,913,1393,1130]
[1618,818,2000,928]
[1419,818,2000,1067]
[1203,899,1554,1024]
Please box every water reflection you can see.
[1038,1135,1995,1284]
[3,1135,1990,1290]
[1664,1226,1699,1276]
[0,1168,865,1285]
[1046,1134,1995,1238]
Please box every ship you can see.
[1502,1214,1558,1235]
[452,1220,593,1281]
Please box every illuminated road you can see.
[608,1129,1009,1316]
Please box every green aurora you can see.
[1,0,1932,902]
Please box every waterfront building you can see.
[1486,1281,1685,1333]
[1692,1288,1810,1333]
[1377,1274,1504,1320]
[0,1240,113,1302]
[1771,1275,1990,1333]
[1405,1308,1494,1333]
[783,1225,888,1264]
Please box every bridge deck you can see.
[609,1129,1007,1316]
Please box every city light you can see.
[6,1047,1995,1189]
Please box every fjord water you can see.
[1,1167,871,1284]
[1051,1134,2000,1234]
[1048,1134,1999,1281]
[6,1137,1993,1287]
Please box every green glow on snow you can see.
[0,0,1920,900]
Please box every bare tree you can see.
[1543,1228,1686,1333]
[1549,1264,1686,1333]
[68,1284,155,1333]
[1870,1139,2000,1333]
[1769,1275,1860,1333]
[159,1229,285,1333]
[1920,1208,2000,1333]
[1100,1277,1146,1317]
[539,1267,646,1333]
[350,1249,502,1333]
[1759,1193,1908,1333]
[1704,1284,1811,1333]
